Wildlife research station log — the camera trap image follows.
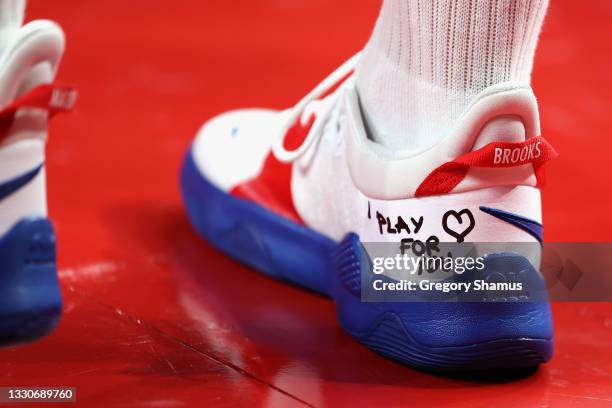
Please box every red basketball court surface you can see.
[0,1,610,406]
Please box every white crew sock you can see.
[0,0,24,49]
[0,0,24,28]
[356,0,549,151]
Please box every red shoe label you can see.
[493,139,542,165]
[416,136,558,197]
[0,84,77,143]
[49,87,78,112]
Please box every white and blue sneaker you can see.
[181,54,557,371]
[0,11,75,345]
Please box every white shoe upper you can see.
[192,108,284,192]
[192,54,556,244]
[0,19,68,236]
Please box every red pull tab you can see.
[0,84,77,142]
[415,136,558,197]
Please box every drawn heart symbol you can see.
[442,209,475,243]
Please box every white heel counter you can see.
[357,186,542,244]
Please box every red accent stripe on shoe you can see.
[231,72,353,224]
[0,84,77,143]
[415,136,558,197]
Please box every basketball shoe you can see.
[0,18,75,344]
[180,54,556,371]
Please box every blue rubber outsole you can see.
[180,149,554,371]
[0,217,62,346]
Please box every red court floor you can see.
[0,0,611,406]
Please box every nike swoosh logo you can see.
[479,206,543,242]
[0,164,44,201]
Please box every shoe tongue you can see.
[472,115,526,150]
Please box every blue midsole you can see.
[181,150,336,296]
[0,217,61,344]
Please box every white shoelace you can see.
[271,53,360,164]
